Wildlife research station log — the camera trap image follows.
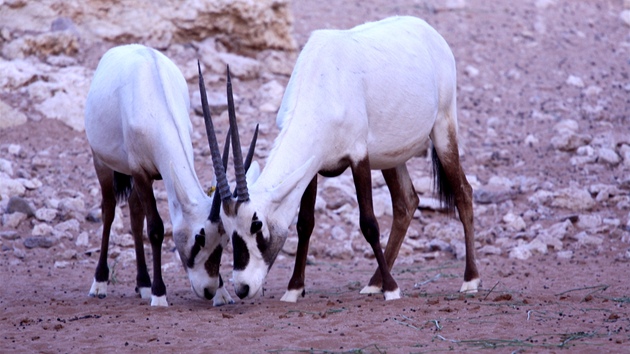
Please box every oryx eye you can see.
[195,228,206,247]
[250,213,263,234]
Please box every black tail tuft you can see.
[431,146,456,215]
[113,171,133,204]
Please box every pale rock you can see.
[372,192,392,218]
[576,145,595,156]
[2,212,27,228]
[0,230,20,240]
[502,212,526,232]
[620,144,630,166]
[258,80,285,113]
[58,196,85,213]
[111,233,134,248]
[13,246,26,259]
[75,231,89,247]
[556,250,573,259]
[32,223,54,236]
[509,243,532,260]
[566,75,584,88]
[427,238,451,252]
[551,187,595,211]
[35,84,88,132]
[465,65,479,77]
[589,184,621,202]
[0,174,26,198]
[597,148,620,165]
[55,219,80,233]
[1,30,79,60]
[0,58,39,90]
[582,85,602,96]
[35,207,57,222]
[533,231,563,251]
[413,176,433,195]
[282,237,298,255]
[547,219,572,240]
[525,134,539,147]
[259,50,295,76]
[8,144,22,156]
[474,185,516,204]
[621,10,630,26]
[572,231,603,246]
[553,119,579,134]
[575,214,601,229]
[54,261,70,268]
[0,158,13,176]
[0,99,27,129]
[487,175,514,189]
[551,131,592,151]
[603,218,620,227]
[478,245,502,256]
[218,52,262,80]
[434,0,467,11]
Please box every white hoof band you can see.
[280,289,303,303]
[151,295,168,307]
[460,278,481,293]
[212,287,234,307]
[359,285,382,295]
[384,288,401,301]
[89,280,107,299]
[137,287,152,299]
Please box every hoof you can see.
[136,287,152,299]
[151,295,168,307]
[384,288,401,301]
[280,289,304,303]
[460,278,481,293]
[212,287,234,307]
[359,285,382,295]
[89,280,107,299]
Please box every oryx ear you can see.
[270,157,315,204]
[170,162,197,213]
[246,161,260,186]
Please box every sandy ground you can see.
[1,0,630,352]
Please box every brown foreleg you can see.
[281,176,318,302]
[132,174,167,306]
[361,163,419,294]
[128,188,152,299]
[352,158,400,300]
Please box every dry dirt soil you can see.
[2,0,630,353]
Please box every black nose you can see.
[235,285,249,299]
[204,288,215,300]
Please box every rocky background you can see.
[1,0,630,294]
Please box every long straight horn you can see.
[244,123,259,172]
[226,65,249,202]
[209,129,231,223]
[199,61,231,203]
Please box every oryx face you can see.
[223,203,286,299]
[175,219,228,300]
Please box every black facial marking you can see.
[204,244,222,277]
[250,213,263,234]
[187,229,206,268]
[232,233,250,271]
[255,232,268,254]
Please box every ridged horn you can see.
[198,61,231,203]
[209,128,231,223]
[226,65,249,202]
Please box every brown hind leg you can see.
[361,164,419,294]
[89,156,116,299]
[128,188,152,299]
[132,173,167,306]
[433,128,480,292]
[352,158,399,300]
[281,176,317,302]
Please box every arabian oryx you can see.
[84,44,256,306]
[202,16,481,302]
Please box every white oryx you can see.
[85,44,255,306]
[202,16,481,302]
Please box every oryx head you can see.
[199,63,277,300]
[169,129,231,302]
